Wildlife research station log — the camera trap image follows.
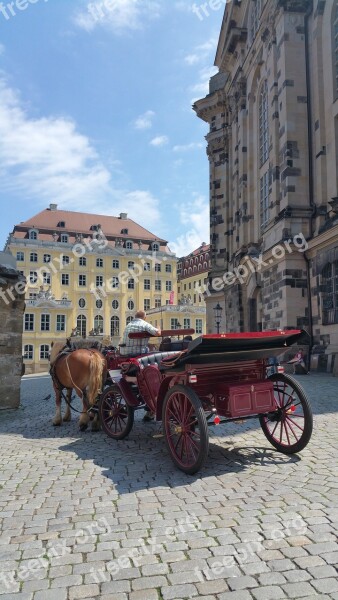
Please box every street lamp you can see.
[213,303,223,334]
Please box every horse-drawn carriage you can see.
[99,329,313,474]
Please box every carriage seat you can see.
[137,351,181,369]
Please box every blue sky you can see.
[0,0,225,256]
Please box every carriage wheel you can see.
[99,385,134,440]
[259,373,313,454]
[163,385,209,475]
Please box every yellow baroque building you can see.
[6,204,179,373]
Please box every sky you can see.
[0,0,226,256]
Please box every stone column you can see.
[0,252,26,410]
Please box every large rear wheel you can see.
[163,385,209,475]
[259,373,313,454]
[99,385,134,440]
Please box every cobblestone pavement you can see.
[0,372,337,600]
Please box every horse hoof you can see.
[53,420,62,426]
[79,423,88,431]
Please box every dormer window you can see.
[60,233,69,243]
[28,229,38,240]
[125,240,133,250]
[57,221,65,228]
[121,228,128,235]
[152,242,159,252]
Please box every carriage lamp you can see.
[213,303,223,334]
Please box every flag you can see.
[169,291,174,305]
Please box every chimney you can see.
[119,213,128,219]
[49,203,58,211]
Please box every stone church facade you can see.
[194,0,338,372]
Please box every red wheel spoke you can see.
[285,415,304,433]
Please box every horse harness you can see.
[49,345,98,415]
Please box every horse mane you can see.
[69,338,103,352]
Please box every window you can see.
[322,261,338,325]
[250,0,262,41]
[183,318,191,329]
[152,243,159,252]
[128,279,135,290]
[171,318,179,329]
[112,259,120,269]
[96,258,103,268]
[155,263,161,272]
[259,80,269,166]
[260,171,270,228]
[17,251,24,261]
[79,257,87,266]
[77,314,87,337]
[166,281,172,292]
[94,315,103,333]
[155,298,161,308]
[333,0,338,97]
[24,314,34,331]
[111,316,120,336]
[128,300,135,311]
[96,275,103,287]
[43,254,51,263]
[29,230,37,240]
[112,299,119,309]
[29,271,38,284]
[96,299,103,309]
[196,319,203,334]
[111,277,119,289]
[60,234,69,243]
[128,261,135,269]
[30,252,38,263]
[144,279,151,290]
[56,315,66,331]
[62,274,69,286]
[144,262,151,271]
[62,255,70,265]
[79,274,86,287]
[79,298,86,308]
[41,314,50,331]
[40,345,50,360]
[126,241,133,250]
[43,272,51,285]
[126,316,133,326]
[23,344,33,360]
[144,299,150,311]
[155,280,161,291]
[165,264,172,273]
[29,293,37,300]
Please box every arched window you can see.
[250,0,262,41]
[94,315,103,333]
[152,242,159,252]
[333,0,338,98]
[126,316,133,325]
[259,80,269,166]
[77,314,87,337]
[40,345,50,360]
[29,229,38,240]
[111,316,120,336]
[322,261,338,325]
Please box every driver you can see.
[119,310,161,357]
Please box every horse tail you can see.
[88,352,106,405]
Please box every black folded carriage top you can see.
[160,329,310,369]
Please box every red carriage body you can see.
[99,329,313,474]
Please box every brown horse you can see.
[49,340,107,431]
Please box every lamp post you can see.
[213,303,223,334]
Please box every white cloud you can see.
[134,110,155,130]
[0,44,5,56]
[150,135,168,147]
[190,66,218,101]
[173,142,204,152]
[169,195,209,256]
[184,37,217,66]
[73,0,162,34]
[0,76,160,226]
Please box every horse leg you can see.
[63,389,72,422]
[91,411,100,432]
[79,390,90,431]
[53,387,63,426]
